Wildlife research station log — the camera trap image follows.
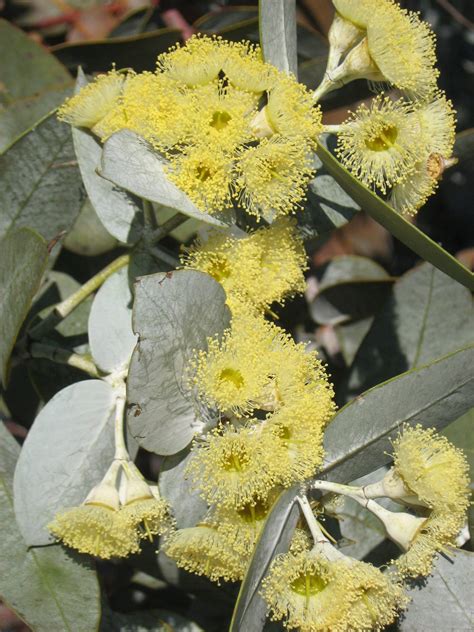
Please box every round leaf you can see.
[13,379,116,546]
[127,270,231,455]
[88,267,137,373]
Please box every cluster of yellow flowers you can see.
[49,5,471,631]
[363,425,471,578]
[58,35,321,221]
[49,457,173,559]
[261,425,470,631]
[322,0,456,215]
[163,220,336,582]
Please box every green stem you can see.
[149,212,189,244]
[143,199,158,230]
[29,342,100,378]
[113,389,130,461]
[30,253,130,340]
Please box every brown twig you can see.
[436,0,474,30]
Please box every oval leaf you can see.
[64,198,118,256]
[321,345,474,484]
[0,425,100,632]
[316,140,474,291]
[259,0,297,76]
[159,448,208,529]
[0,113,84,244]
[13,379,116,546]
[345,262,474,398]
[310,255,394,325]
[399,549,474,631]
[88,267,137,373]
[0,228,49,386]
[0,18,70,102]
[1,489,100,632]
[100,130,231,227]
[127,270,231,455]
[72,71,144,245]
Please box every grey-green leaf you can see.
[73,129,143,245]
[0,423,20,480]
[0,83,73,155]
[259,0,297,76]
[310,255,394,325]
[321,345,474,484]
[230,487,299,632]
[0,113,84,243]
[398,549,474,630]
[88,267,137,373]
[13,379,116,546]
[0,423,100,632]
[64,198,118,256]
[100,130,231,227]
[346,262,473,398]
[316,140,474,291]
[0,18,70,102]
[127,270,231,455]
[159,448,208,529]
[0,228,49,386]
[298,151,360,241]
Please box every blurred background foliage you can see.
[0,1,473,630]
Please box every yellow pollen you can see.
[210,110,232,130]
[219,367,245,389]
[365,125,399,151]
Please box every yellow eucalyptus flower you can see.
[265,77,322,140]
[48,475,139,559]
[232,218,308,311]
[265,395,327,485]
[190,314,280,417]
[182,219,307,313]
[332,0,395,29]
[157,35,226,86]
[183,81,258,152]
[186,425,283,509]
[366,5,439,98]
[262,548,406,631]
[57,69,127,130]
[236,136,315,219]
[163,524,245,583]
[394,510,467,579]
[119,467,174,541]
[388,156,439,216]
[392,425,470,512]
[336,94,421,193]
[166,145,234,213]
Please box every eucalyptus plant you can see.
[0,1,473,631]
